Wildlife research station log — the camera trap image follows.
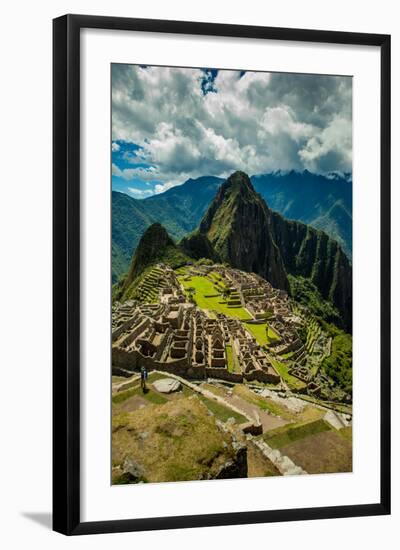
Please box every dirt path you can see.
[200,384,289,431]
[227,393,289,431]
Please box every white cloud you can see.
[112,141,120,152]
[154,180,184,194]
[112,163,122,177]
[113,164,159,182]
[112,65,352,187]
[127,187,154,198]
[299,115,352,172]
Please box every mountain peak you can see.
[220,170,255,197]
[141,222,172,242]
[125,223,174,281]
[194,171,289,291]
[199,171,260,235]
[117,222,189,302]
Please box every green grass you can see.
[225,345,235,373]
[295,393,352,415]
[179,274,251,320]
[269,358,307,390]
[199,396,247,424]
[112,383,168,405]
[338,426,352,442]
[244,322,280,346]
[280,351,295,360]
[263,419,331,449]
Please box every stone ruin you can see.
[112,263,338,398]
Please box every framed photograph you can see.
[53,14,391,535]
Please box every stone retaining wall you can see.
[205,367,242,383]
[244,369,280,384]
[249,436,307,476]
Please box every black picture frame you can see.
[53,14,391,536]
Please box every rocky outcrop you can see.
[214,441,248,479]
[153,378,182,394]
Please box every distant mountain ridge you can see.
[112,176,222,282]
[112,170,352,282]
[251,170,352,258]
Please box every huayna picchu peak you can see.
[194,171,289,293]
[180,171,352,331]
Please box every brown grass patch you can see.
[112,396,238,484]
[280,430,352,474]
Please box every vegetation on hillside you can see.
[112,170,352,281]
[288,274,341,326]
[288,274,352,393]
[113,224,190,303]
[320,320,352,395]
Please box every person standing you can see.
[140,365,148,392]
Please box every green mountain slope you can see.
[311,200,352,257]
[114,223,189,302]
[111,177,222,282]
[112,191,155,283]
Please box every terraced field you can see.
[130,266,164,303]
[305,317,321,354]
[112,372,247,424]
[263,419,331,448]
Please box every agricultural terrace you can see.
[123,265,164,303]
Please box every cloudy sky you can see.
[112,64,352,198]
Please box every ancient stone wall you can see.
[244,369,280,384]
[205,368,243,383]
[112,314,137,342]
[119,318,150,347]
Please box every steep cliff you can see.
[179,232,220,263]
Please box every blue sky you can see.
[112,141,159,197]
[112,65,352,199]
